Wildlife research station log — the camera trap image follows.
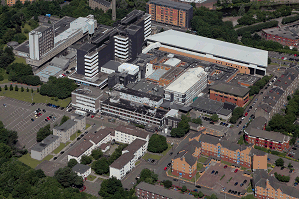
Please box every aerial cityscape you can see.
[1,0,299,198]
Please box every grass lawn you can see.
[70,131,82,141]
[161,143,172,156]
[238,136,244,145]
[18,153,41,168]
[191,172,201,182]
[221,160,232,166]
[142,153,162,161]
[135,160,141,166]
[85,123,91,129]
[22,23,32,39]
[0,89,71,107]
[249,95,254,100]
[197,162,203,170]
[43,155,53,161]
[247,184,253,193]
[53,142,70,154]
[87,175,97,181]
[197,156,208,163]
[12,56,26,64]
[241,194,257,199]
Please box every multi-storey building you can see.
[71,86,104,113]
[200,134,253,168]
[53,115,86,143]
[31,135,60,160]
[89,0,112,12]
[146,30,268,75]
[146,0,193,28]
[244,128,291,151]
[262,24,299,48]
[256,68,299,121]
[85,128,114,149]
[114,125,149,146]
[100,98,168,126]
[68,139,94,162]
[253,170,299,199]
[110,138,147,180]
[164,67,207,105]
[209,83,250,107]
[72,164,91,180]
[171,140,201,179]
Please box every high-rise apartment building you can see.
[146,0,193,28]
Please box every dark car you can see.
[85,131,88,135]
[211,170,215,174]
[167,163,171,167]
[243,180,247,184]
[195,185,201,188]
[55,105,60,109]
[87,113,90,117]
[53,157,57,160]
[151,159,155,163]
[80,134,84,138]
[169,152,173,156]
[31,118,34,121]
[240,183,244,187]
[77,137,81,140]
[45,119,48,122]
[43,109,46,113]
[228,190,232,193]
[292,147,297,150]
[31,103,35,106]
[215,171,218,175]
[60,107,64,110]
[234,182,238,186]
[193,189,198,192]
[281,167,285,170]
[173,179,178,181]
[60,151,64,154]
[234,191,238,194]
[239,121,242,124]
[238,192,241,196]
[49,115,52,119]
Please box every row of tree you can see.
[282,14,299,24]
[230,107,244,124]
[170,115,191,138]
[236,20,278,36]
[249,75,271,96]
[6,63,41,86]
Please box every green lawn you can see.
[0,89,71,107]
[221,160,232,166]
[142,153,162,160]
[238,136,244,145]
[247,184,253,193]
[18,153,41,168]
[198,156,208,163]
[161,143,172,156]
[53,142,70,154]
[12,56,26,64]
[241,194,257,199]
[135,160,141,166]
[70,130,82,141]
[43,155,53,161]
[22,23,32,39]
[191,172,201,182]
[87,175,97,181]
[197,162,203,170]
[85,123,91,129]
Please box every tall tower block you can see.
[112,0,116,21]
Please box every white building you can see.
[114,125,149,147]
[31,135,60,160]
[72,164,91,179]
[68,140,94,162]
[110,139,147,180]
[85,128,113,149]
[118,63,139,75]
[164,67,207,105]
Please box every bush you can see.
[230,107,244,124]
[274,172,290,182]
[148,134,168,153]
[67,159,78,168]
[282,15,299,24]
[9,84,13,91]
[237,21,278,36]
[80,155,92,165]
[275,158,284,167]
[4,85,7,90]
[0,75,3,81]
[14,85,18,91]
[163,180,172,188]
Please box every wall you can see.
[245,135,289,151]
[172,157,197,179]
[210,90,249,107]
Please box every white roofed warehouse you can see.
[146,30,268,75]
[164,67,207,105]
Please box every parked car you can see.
[3,104,6,107]
[193,189,198,192]
[234,169,238,173]
[53,157,57,160]
[195,185,201,188]
[224,165,228,169]
[243,180,247,184]
[211,170,215,174]
[91,115,95,118]
[31,118,34,121]
[173,179,178,181]
[169,152,173,156]
[234,182,238,186]
[164,167,167,170]
[215,171,218,175]
[228,190,232,193]
[43,109,46,113]
[60,151,64,154]
[245,112,248,116]
[240,183,244,187]
[167,163,171,167]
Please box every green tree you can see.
[163,180,172,189]
[67,159,78,168]
[99,177,125,198]
[198,191,204,198]
[92,158,109,175]
[31,88,33,93]
[295,176,299,183]
[275,158,284,167]
[91,149,103,160]
[80,155,92,165]
[14,85,18,91]
[37,88,39,93]
[0,143,12,159]
[21,86,24,92]
[60,115,70,125]
[0,75,3,81]
[36,124,52,142]
[54,167,83,188]
[288,163,293,168]
[4,85,7,90]
[211,114,219,122]
[148,134,168,153]
[268,57,271,64]
[0,86,1,91]
[138,168,158,184]
[26,87,29,92]
[181,185,187,192]
[191,117,202,125]
[9,84,13,91]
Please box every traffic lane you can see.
[54,137,85,163]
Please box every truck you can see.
[75,110,87,116]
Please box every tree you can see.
[163,180,172,189]
[288,163,293,168]
[268,58,271,64]
[31,88,33,93]
[36,124,52,142]
[181,185,187,192]
[92,158,109,175]
[14,85,18,91]
[37,88,39,93]
[91,149,103,160]
[4,85,7,90]
[0,87,1,91]
[26,87,29,92]
[60,115,70,125]
[211,114,219,122]
[54,167,83,188]
[148,134,168,153]
[138,168,158,184]
[275,158,284,167]
[9,84,13,91]
[80,155,92,165]
[99,177,125,198]
[0,75,3,81]
[191,118,202,125]
[21,87,24,92]
[0,143,12,159]
[295,176,299,183]
[67,159,78,168]
[198,191,204,198]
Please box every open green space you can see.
[70,131,82,141]
[241,194,257,199]
[53,142,70,154]
[87,175,96,181]
[191,172,201,182]
[135,160,141,166]
[197,162,203,170]
[161,143,172,156]
[247,184,253,193]
[21,23,33,39]
[18,153,41,168]
[43,155,53,161]
[221,160,232,166]
[142,153,162,161]
[12,56,26,64]
[198,156,208,163]
[85,123,91,129]
[0,89,71,107]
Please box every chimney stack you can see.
[112,0,116,21]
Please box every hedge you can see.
[282,15,299,25]
[237,21,278,36]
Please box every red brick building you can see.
[244,128,291,151]
[262,26,299,48]
[209,83,250,107]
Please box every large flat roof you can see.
[148,0,192,10]
[147,30,268,67]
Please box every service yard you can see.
[198,162,250,197]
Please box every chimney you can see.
[112,0,116,21]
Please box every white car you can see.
[241,117,245,120]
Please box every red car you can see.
[234,169,238,173]
[281,57,284,60]
[164,167,167,171]
[91,115,94,118]
[245,112,248,116]
[224,165,228,169]
[38,113,42,116]
[47,117,50,121]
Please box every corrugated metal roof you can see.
[147,30,268,67]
